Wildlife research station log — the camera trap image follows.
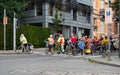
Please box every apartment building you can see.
[21,0,92,39]
[92,0,117,37]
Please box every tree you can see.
[111,0,119,16]
[52,8,64,33]
[0,0,29,23]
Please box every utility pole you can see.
[13,12,17,51]
[3,9,7,51]
[118,0,120,58]
[108,0,110,52]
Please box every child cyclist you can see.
[48,34,55,54]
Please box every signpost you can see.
[3,9,8,51]
[105,7,112,52]
[104,0,112,61]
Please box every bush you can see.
[0,24,51,50]
[0,23,13,50]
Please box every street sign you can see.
[105,8,112,24]
[3,16,8,25]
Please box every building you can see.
[92,0,118,37]
[21,0,92,39]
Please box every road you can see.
[0,54,120,75]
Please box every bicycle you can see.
[64,42,78,56]
[44,43,49,55]
[16,43,34,54]
[57,44,65,54]
[45,43,54,55]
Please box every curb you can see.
[88,58,120,67]
[0,52,17,55]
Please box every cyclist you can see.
[68,34,77,48]
[70,33,77,44]
[78,37,85,55]
[19,34,28,52]
[48,34,55,54]
[57,34,65,53]
[101,36,109,53]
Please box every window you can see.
[100,21,104,34]
[25,1,34,10]
[65,0,71,12]
[36,1,42,16]
[93,0,96,9]
[100,0,104,9]
[78,4,87,17]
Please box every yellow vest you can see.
[57,37,65,45]
[20,37,27,44]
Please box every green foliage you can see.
[0,23,13,50]
[0,0,29,22]
[52,8,64,32]
[111,0,119,16]
[0,24,51,50]
[88,59,97,63]
[16,25,51,48]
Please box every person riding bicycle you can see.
[48,34,55,54]
[20,34,28,52]
[69,33,77,48]
[78,37,85,55]
[57,34,65,53]
[101,36,109,53]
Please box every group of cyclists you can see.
[19,33,119,55]
[45,33,119,56]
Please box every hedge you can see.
[0,24,51,50]
[0,23,13,50]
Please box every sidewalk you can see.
[0,48,45,54]
[0,48,120,67]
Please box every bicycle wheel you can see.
[45,48,49,55]
[72,48,77,56]
[64,45,71,55]
[16,45,23,54]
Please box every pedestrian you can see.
[113,36,119,51]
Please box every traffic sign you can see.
[3,16,8,25]
[105,8,112,24]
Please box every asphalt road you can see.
[0,54,120,75]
